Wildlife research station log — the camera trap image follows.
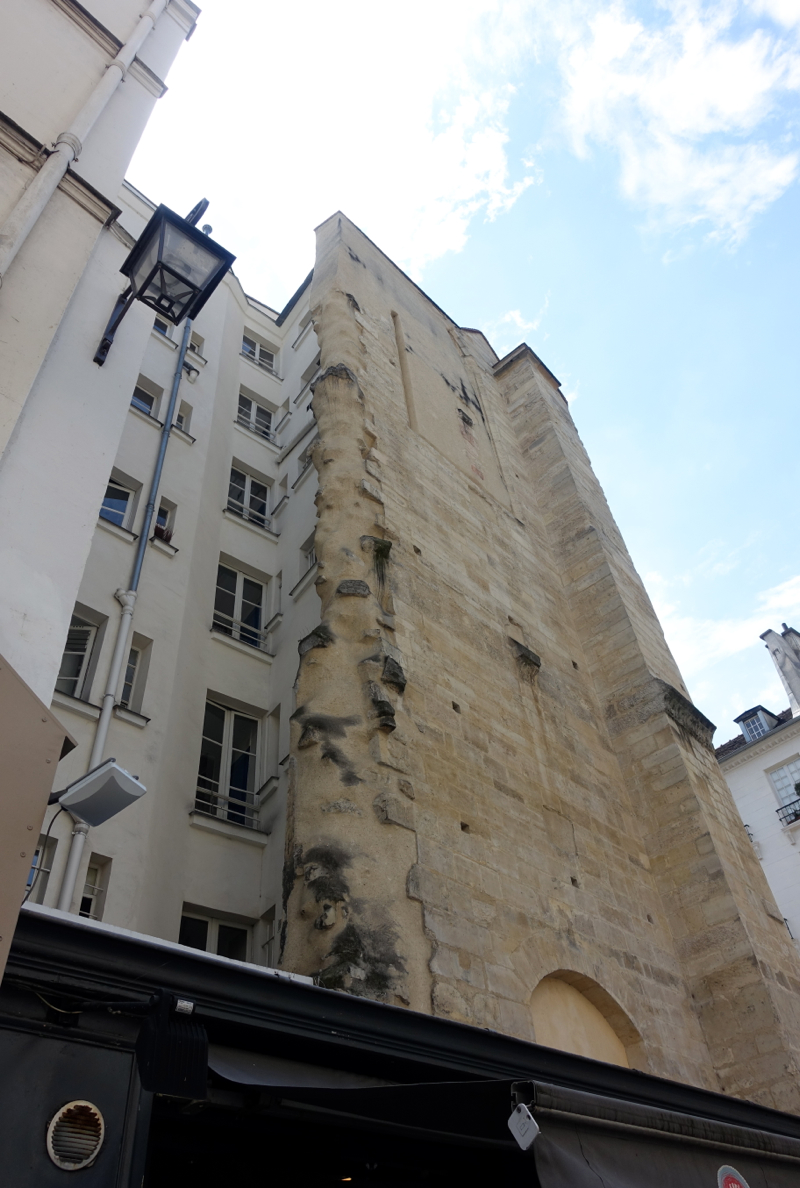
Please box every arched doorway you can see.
[530,971,642,1068]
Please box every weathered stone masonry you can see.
[282,212,800,1111]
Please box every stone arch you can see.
[530,970,645,1069]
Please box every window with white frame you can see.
[78,857,109,920]
[175,401,192,434]
[131,385,156,416]
[213,563,267,650]
[99,478,134,529]
[153,316,170,337]
[771,758,800,813]
[262,905,277,968]
[301,534,317,574]
[188,331,205,357]
[179,911,251,961]
[241,333,275,372]
[195,700,260,829]
[55,615,97,699]
[742,714,769,742]
[154,499,175,543]
[119,648,140,710]
[237,391,273,440]
[227,466,269,528]
[25,835,57,905]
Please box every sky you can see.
[128,0,800,742]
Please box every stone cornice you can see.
[719,716,800,773]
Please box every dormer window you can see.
[735,706,780,743]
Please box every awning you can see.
[208,1048,800,1179]
[528,1082,800,1188]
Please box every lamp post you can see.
[94,199,235,364]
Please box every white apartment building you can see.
[26,179,323,965]
[717,625,800,943]
[0,0,200,975]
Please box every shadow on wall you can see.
[530,970,644,1070]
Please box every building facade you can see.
[6,1,800,1146]
[717,625,800,946]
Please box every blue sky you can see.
[129,0,800,741]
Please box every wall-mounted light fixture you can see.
[94,200,235,365]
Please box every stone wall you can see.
[282,212,800,1109]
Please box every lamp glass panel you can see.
[162,223,222,288]
[129,226,162,296]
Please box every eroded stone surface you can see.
[281,212,800,1108]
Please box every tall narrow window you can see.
[100,479,133,528]
[26,836,57,905]
[78,858,108,920]
[119,648,140,709]
[56,616,97,699]
[227,466,269,527]
[196,700,260,828]
[237,393,272,439]
[242,334,274,372]
[213,564,266,649]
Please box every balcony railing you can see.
[235,410,274,441]
[777,798,800,827]
[212,609,271,652]
[194,778,259,830]
[226,495,270,530]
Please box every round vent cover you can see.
[46,1100,104,1170]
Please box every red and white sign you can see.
[718,1167,750,1188]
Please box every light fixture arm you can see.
[93,285,134,366]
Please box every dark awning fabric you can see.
[530,1083,800,1188]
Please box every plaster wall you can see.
[721,720,800,943]
[38,185,322,967]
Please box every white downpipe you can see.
[0,0,168,286]
[56,822,90,913]
[88,589,137,770]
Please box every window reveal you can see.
[195,700,260,829]
[55,615,96,699]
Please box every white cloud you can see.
[647,571,800,679]
[128,0,540,302]
[482,296,550,355]
[557,1,800,242]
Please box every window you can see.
[771,759,800,825]
[237,392,273,440]
[301,535,317,574]
[26,836,57,905]
[175,401,192,433]
[153,499,175,543]
[131,385,156,416]
[55,615,97,699]
[195,700,260,829]
[179,912,251,961]
[743,714,769,742]
[298,444,314,480]
[78,857,109,920]
[227,466,269,528]
[242,333,275,372]
[213,563,267,650]
[263,906,277,968]
[153,316,170,336]
[119,648,140,709]
[188,331,205,356]
[100,479,133,529]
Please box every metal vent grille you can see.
[46,1100,104,1170]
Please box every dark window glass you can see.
[248,479,268,525]
[228,712,257,824]
[131,386,155,415]
[197,701,225,811]
[217,924,248,961]
[179,916,209,951]
[227,468,246,516]
[240,578,263,645]
[100,482,130,527]
[213,564,237,634]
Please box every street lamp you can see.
[94,199,235,365]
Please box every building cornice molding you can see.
[50,0,121,57]
[720,717,800,772]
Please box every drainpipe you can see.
[55,318,192,913]
[0,0,168,287]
